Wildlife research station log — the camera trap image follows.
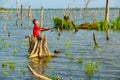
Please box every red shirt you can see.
[33,25,42,38]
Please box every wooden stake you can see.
[28,5,31,19]
[16,0,18,26]
[16,0,18,17]
[93,32,98,46]
[28,5,31,27]
[21,4,23,26]
[40,6,44,27]
[106,29,110,40]
[8,31,10,38]
[71,21,78,32]
[4,21,6,32]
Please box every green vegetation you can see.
[46,74,61,80]
[21,39,28,45]
[0,39,10,50]
[2,58,16,70]
[54,15,120,31]
[9,61,16,70]
[85,60,100,77]
[13,47,18,55]
[65,41,71,49]
[95,20,109,30]
[2,58,8,68]
[77,58,83,64]
[111,16,120,30]
[3,70,9,77]
[0,7,7,12]
[53,16,74,30]
[53,17,62,28]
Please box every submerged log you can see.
[80,22,97,29]
[28,34,55,58]
[27,65,52,80]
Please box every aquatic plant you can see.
[69,53,74,61]
[96,20,109,30]
[77,58,83,64]
[2,58,8,68]
[0,39,10,50]
[21,68,26,74]
[79,78,84,80]
[13,47,18,55]
[47,75,61,80]
[3,70,8,77]
[53,17,62,28]
[85,60,100,77]
[111,16,120,30]
[21,39,28,45]
[2,58,16,70]
[65,41,71,49]
[9,61,16,70]
[53,16,74,30]
[81,49,85,54]
[62,19,74,30]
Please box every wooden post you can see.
[21,4,23,26]
[105,0,110,23]
[4,20,6,32]
[16,0,18,26]
[28,5,31,27]
[106,29,110,40]
[40,6,44,27]
[28,5,31,19]
[8,31,10,38]
[16,0,18,17]
[93,32,98,46]
[71,21,78,32]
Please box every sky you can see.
[0,0,120,9]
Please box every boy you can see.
[33,19,51,40]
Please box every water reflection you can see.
[29,57,53,80]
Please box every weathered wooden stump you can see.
[28,34,55,58]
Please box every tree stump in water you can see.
[28,34,54,58]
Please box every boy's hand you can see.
[45,27,52,30]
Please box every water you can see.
[0,9,120,80]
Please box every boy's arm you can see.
[41,27,51,31]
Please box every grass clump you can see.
[53,16,74,30]
[85,60,100,77]
[13,47,18,55]
[111,16,120,30]
[77,58,83,64]
[2,58,8,68]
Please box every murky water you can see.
[0,9,120,80]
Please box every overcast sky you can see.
[0,0,120,9]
